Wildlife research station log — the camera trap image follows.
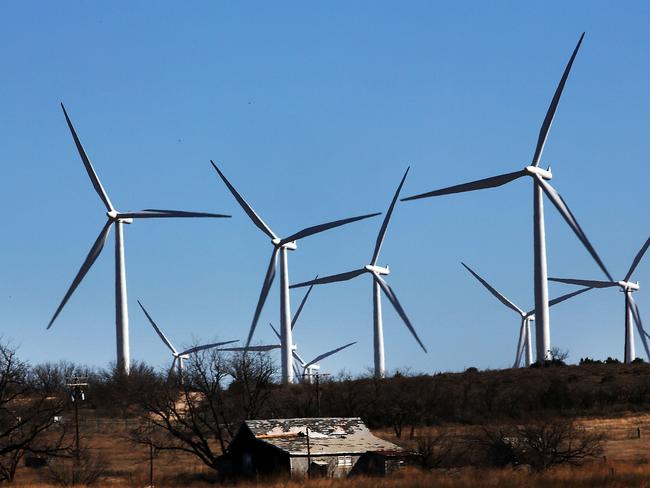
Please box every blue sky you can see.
[1,2,649,375]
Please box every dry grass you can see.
[11,414,650,487]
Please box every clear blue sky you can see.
[1,1,648,375]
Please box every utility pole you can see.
[66,377,88,463]
[306,426,311,479]
[312,372,330,417]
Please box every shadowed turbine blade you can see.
[514,320,526,368]
[625,236,650,282]
[304,342,357,370]
[293,362,303,381]
[532,33,585,166]
[122,209,231,219]
[461,262,525,316]
[293,350,307,366]
[269,322,281,340]
[371,167,409,265]
[136,300,177,354]
[291,276,317,329]
[535,176,613,281]
[290,269,366,289]
[525,286,594,317]
[401,170,527,202]
[180,340,239,356]
[548,277,617,288]
[280,212,381,246]
[222,345,281,352]
[245,248,279,346]
[629,294,650,361]
[47,221,112,329]
[61,104,114,212]
[372,272,427,353]
[210,161,277,239]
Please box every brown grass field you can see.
[11,414,650,487]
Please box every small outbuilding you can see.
[224,417,409,478]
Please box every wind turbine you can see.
[401,33,613,361]
[291,167,426,378]
[210,162,379,384]
[461,263,592,367]
[137,300,239,374]
[47,104,230,374]
[549,236,650,363]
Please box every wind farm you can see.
[2,3,650,485]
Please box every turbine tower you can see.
[461,263,592,367]
[48,105,230,374]
[550,236,650,363]
[137,300,238,374]
[210,162,379,384]
[291,167,426,378]
[401,33,612,361]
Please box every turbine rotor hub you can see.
[365,264,390,275]
[524,165,553,180]
[272,238,297,250]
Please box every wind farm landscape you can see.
[2,2,650,487]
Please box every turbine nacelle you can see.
[619,281,640,291]
[174,353,191,360]
[272,238,297,250]
[524,165,553,180]
[365,264,390,276]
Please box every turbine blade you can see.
[371,167,410,265]
[293,362,303,381]
[210,161,277,239]
[625,236,650,282]
[400,170,527,202]
[304,342,357,370]
[629,294,650,361]
[291,276,317,329]
[372,272,427,353]
[269,322,281,340]
[532,33,585,166]
[121,209,231,219]
[548,277,617,288]
[245,248,279,346]
[514,320,526,368]
[180,340,239,356]
[222,345,281,352]
[280,212,381,246]
[293,350,307,366]
[47,221,112,329]
[61,104,114,212]
[136,300,177,354]
[290,269,366,289]
[535,176,613,281]
[548,286,593,307]
[461,262,525,316]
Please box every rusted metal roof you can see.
[244,417,402,456]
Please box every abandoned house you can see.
[223,417,412,478]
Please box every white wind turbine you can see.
[461,263,592,367]
[549,236,650,363]
[137,300,239,374]
[210,162,379,384]
[268,281,356,382]
[291,167,426,378]
[401,33,613,361]
[47,104,230,374]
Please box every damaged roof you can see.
[244,417,402,456]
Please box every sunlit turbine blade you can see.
[624,236,650,282]
[290,269,366,289]
[136,300,177,354]
[532,33,585,166]
[210,161,277,239]
[291,276,317,329]
[461,262,525,316]
[371,272,427,353]
[304,342,357,370]
[180,340,239,356]
[47,221,112,329]
[121,209,231,219]
[61,104,115,212]
[629,294,650,361]
[371,167,409,265]
[280,212,381,246]
[535,176,613,281]
[548,277,617,288]
[245,248,279,346]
